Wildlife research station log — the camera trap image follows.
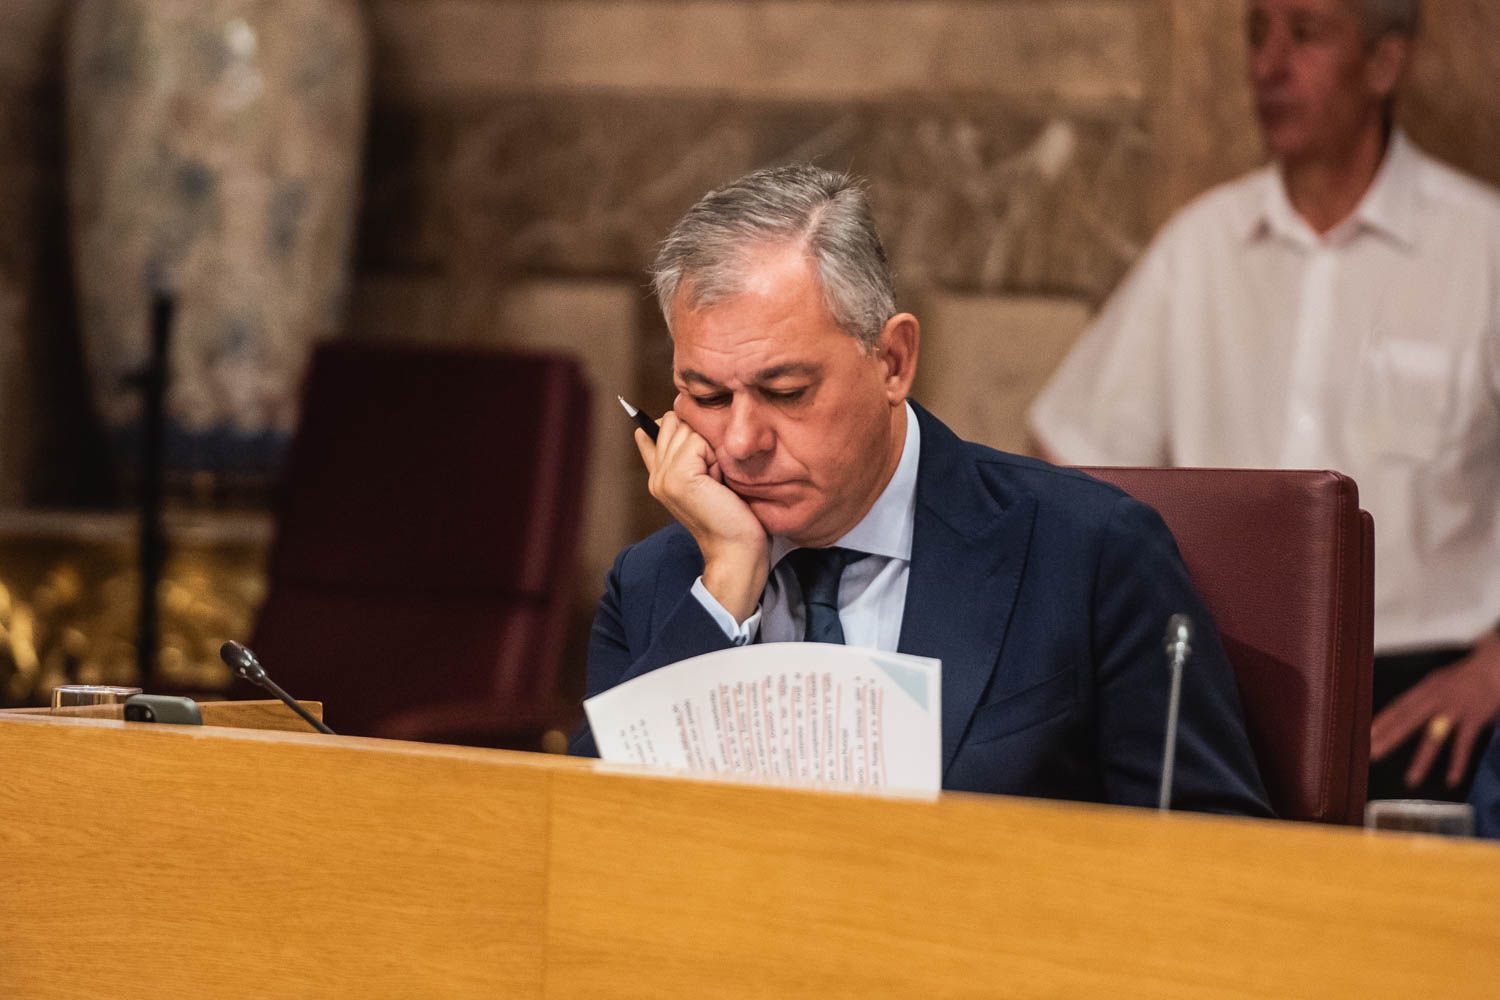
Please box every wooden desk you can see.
[2,699,322,732]
[2,713,1496,998]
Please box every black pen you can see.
[617,396,660,442]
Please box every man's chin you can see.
[744,497,811,539]
[1260,121,1311,163]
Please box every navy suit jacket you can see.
[1472,722,1500,838]
[572,403,1271,815]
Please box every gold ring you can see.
[1426,715,1454,741]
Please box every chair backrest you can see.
[1081,467,1374,825]
[250,340,591,741]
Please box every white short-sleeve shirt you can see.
[1029,132,1500,654]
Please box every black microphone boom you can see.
[219,641,335,736]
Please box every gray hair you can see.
[1359,0,1420,38]
[651,164,897,351]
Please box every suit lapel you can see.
[898,405,1037,776]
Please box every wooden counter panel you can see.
[544,766,1500,999]
[5,716,1499,999]
[0,718,550,1000]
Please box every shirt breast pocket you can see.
[964,669,1075,747]
[1354,336,1456,462]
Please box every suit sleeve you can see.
[568,543,737,757]
[1091,495,1274,817]
[1472,721,1500,839]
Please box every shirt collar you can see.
[1244,129,1420,249]
[770,400,920,568]
[1353,129,1419,247]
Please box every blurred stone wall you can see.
[346,0,1500,524]
[2,0,1498,688]
[0,0,113,509]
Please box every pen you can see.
[617,395,660,442]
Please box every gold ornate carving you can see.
[0,511,269,706]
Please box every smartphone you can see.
[123,694,203,725]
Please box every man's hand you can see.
[1371,632,1500,788]
[635,411,769,622]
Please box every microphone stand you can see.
[1158,615,1193,812]
[135,290,173,689]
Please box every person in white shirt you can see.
[1029,0,1500,802]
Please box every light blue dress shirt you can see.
[690,401,921,651]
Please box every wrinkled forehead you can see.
[670,312,838,385]
[669,263,861,387]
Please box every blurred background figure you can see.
[1030,0,1500,802]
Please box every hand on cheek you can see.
[635,410,769,622]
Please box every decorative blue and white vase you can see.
[66,0,368,496]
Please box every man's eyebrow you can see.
[752,362,821,383]
[676,363,821,388]
[676,369,726,389]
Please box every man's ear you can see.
[876,313,920,403]
[1365,33,1411,101]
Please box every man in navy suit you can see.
[570,164,1270,815]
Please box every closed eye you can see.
[690,392,732,408]
[761,386,809,403]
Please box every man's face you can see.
[1246,0,1397,163]
[670,244,909,547]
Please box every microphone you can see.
[219,641,336,736]
[1157,614,1193,811]
[1165,613,1193,663]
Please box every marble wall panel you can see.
[348,272,449,345]
[1402,0,1500,191]
[358,108,459,271]
[0,0,115,508]
[0,0,64,92]
[370,0,1147,109]
[1147,0,1262,228]
[485,280,641,604]
[361,97,1151,308]
[912,292,1091,455]
[862,108,1149,301]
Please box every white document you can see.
[584,642,942,794]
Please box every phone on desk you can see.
[123,694,203,725]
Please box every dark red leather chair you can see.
[1082,467,1374,824]
[249,340,591,748]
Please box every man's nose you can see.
[1250,27,1290,87]
[721,397,774,463]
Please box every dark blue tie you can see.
[785,547,864,645]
